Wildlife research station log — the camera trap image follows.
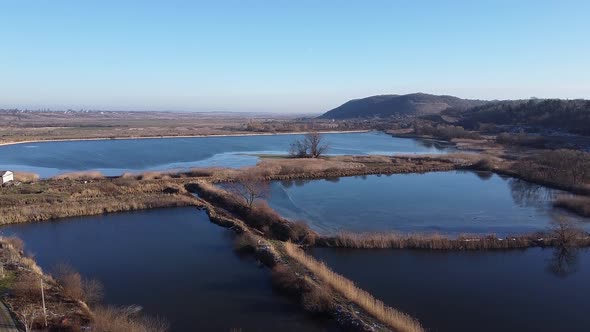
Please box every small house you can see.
[1,171,14,184]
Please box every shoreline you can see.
[0,130,371,147]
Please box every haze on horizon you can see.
[1,0,589,113]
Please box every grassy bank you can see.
[0,236,169,331]
[189,181,316,243]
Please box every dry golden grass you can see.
[13,172,40,183]
[0,178,197,224]
[91,306,169,332]
[53,171,105,180]
[283,242,424,332]
[317,231,590,250]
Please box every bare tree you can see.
[289,139,309,158]
[305,132,329,158]
[550,216,583,249]
[228,171,270,209]
[17,304,38,332]
[288,132,329,158]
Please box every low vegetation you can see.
[412,123,480,140]
[496,132,547,148]
[0,236,91,330]
[0,236,169,331]
[193,182,317,244]
[554,195,590,217]
[509,149,590,192]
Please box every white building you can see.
[1,171,14,184]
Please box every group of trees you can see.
[451,99,590,135]
[289,132,329,158]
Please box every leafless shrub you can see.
[289,132,329,158]
[306,132,329,158]
[17,304,39,332]
[227,171,270,209]
[550,217,585,249]
[54,264,103,303]
[83,278,104,305]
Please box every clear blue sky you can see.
[1,1,589,113]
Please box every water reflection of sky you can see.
[0,132,455,178]
[267,171,589,236]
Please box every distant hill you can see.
[319,93,487,119]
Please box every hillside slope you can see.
[319,93,487,119]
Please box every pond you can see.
[1,208,335,331]
[266,171,588,236]
[311,247,590,332]
[0,132,452,178]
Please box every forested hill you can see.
[318,93,487,119]
[450,99,590,135]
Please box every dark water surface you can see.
[267,171,588,236]
[1,208,334,332]
[312,247,590,332]
[0,132,451,177]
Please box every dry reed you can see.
[283,242,424,332]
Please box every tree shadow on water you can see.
[546,246,580,278]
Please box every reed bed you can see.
[316,231,590,250]
[283,242,424,332]
[554,195,590,217]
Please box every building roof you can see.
[1,171,13,176]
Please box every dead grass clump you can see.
[53,171,104,181]
[554,195,590,217]
[471,158,496,171]
[91,306,169,332]
[302,283,334,314]
[271,264,308,295]
[283,242,424,332]
[3,236,25,252]
[233,233,259,252]
[13,172,40,183]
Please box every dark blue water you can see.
[0,132,451,177]
[267,171,588,236]
[312,247,590,332]
[1,208,334,332]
